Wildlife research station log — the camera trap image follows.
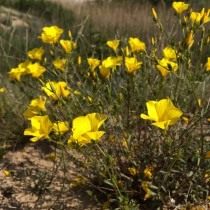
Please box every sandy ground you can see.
[0,142,99,210]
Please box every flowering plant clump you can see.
[6,1,210,209]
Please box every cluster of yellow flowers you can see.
[86,37,145,78]
[7,1,209,148]
[156,47,178,77]
[172,2,210,26]
[9,26,76,81]
[7,26,106,144]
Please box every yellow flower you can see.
[9,67,24,81]
[87,58,100,72]
[23,96,46,119]
[205,57,210,71]
[204,172,210,183]
[128,37,146,53]
[156,58,178,77]
[60,39,76,54]
[2,170,11,177]
[144,166,154,180]
[24,115,53,142]
[205,151,210,159]
[140,98,183,130]
[53,58,67,71]
[27,62,46,78]
[201,8,210,24]
[124,46,131,56]
[172,1,189,14]
[141,181,155,200]
[182,116,189,125]
[128,167,137,176]
[125,57,142,74]
[190,9,210,25]
[8,60,31,81]
[77,56,82,65]
[70,176,87,188]
[53,121,69,135]
[0,87,6,93]
[40,25,63,44]
[42,81,70,100]
[102,56,122,69]
[27,47,45,61]
[106,39,120,53]
[162,47,177,61]
[151,7,158,21]
[185,30,194,49]
[190,11,203,25]
[68,113,107,146]
[99,65,111,79]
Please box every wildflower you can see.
[156,58,178,77]
[0,87,6,93]
[68,113,107,146]
[172,2,189,14]
[204,172,210,183]
[60,39,76,54]
[141,181,155,200]
[124,46,131,56]
[53,58,67,71]
[185,30,194,49]
[42,81,70,100]
[128,37,146,52]
[27,62,46,78]
[102,56,122,69]
[9,67,24,81]
[128,167,137,176]
[197,98,202,107]
[27,47,45,61]
[125,57,142,74]
[207,36,210,44]
[45,152,57,161]
[87,96,93,103]
[8,60,31,81]
[40,25,63,44]
[99,65,111,79]
[151,8,158,21]
[73,90,81,95]
[106,39,120,53]
[24,115,53,142]
[162,47,177,61]
[70,176,87,188]
[2,170,11,177]
[87,58,100,72]
[23,96,46,119]
[53,121,69,135]
[77,56,82,65]
[144,166,154,180]
[190,11,203,25]
[182,116,189,125]
[140,98,183,130]
[205,151,210,159]
[205,57,210,71]
[190,9,210,25]
[121,138,129,149]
